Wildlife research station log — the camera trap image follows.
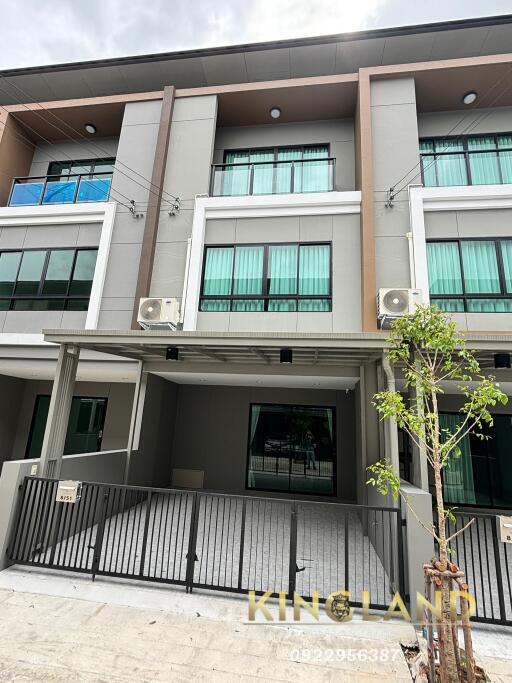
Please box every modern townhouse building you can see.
[0,14,511,622]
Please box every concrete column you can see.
[409,363,429,492]
[38,344,79,479]
[400,482,434,612]
[358,361,381,505]
[125,361,147,484]
[381,355,400,476]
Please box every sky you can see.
[0,0,511,70]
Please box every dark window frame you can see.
[25,394,108,459]
[432,410,512,510]
[427,237,512,312]
[419,133,512,187]
[245,401,338,497]
[47,157,116,178]
[199,241,333,312]
[0,246,98,311]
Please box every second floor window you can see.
[427,239,512,312]
[420,134,512,187]
[0,248,98,311]
[212,145,333,196]
[200,243,331,312]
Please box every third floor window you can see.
[211,145,334,196]
[420,134,512,187]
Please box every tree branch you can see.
[446,517,475,543]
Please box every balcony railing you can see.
[8,173,113,207]
[210,157,336,197]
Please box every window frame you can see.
[47,157,116,178]
[199,241,333,312]
[245,401,337,497]
[426,237,512,312]
[419,133,512,187]
[0,246,98,311]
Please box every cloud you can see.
[0,0,509,70]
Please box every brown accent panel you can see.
[357,70,377,332]
[3,90,165,113]
[0,111,34,206]
[131,86,175,329]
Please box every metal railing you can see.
[442,510,512,625]
[8,173,113,207]
[9,476,404,608]
[210,157,335,196]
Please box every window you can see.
[0,248,98,311]
[214,145,333,196]
[420,134,512,187]
[247,404,336,495]
[426,239,512,312]
[200,243,331,312]
[439,413,512,508]
[47,158,116,177]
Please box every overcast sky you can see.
[1,0,511,70]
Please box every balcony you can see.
[210,157,335,197]
[8,173,113,207]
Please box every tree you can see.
[367,305,507,683]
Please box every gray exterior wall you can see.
[98,100,163,329]
[170,383,357,503]
[197,212,361,333]
[425,208,512,331]
[28,138,119,177]
[418,106,512,138]
[371,77,419,291]
[0,222,101,333]
[0,378,134,468]
[150,95,218,300]
[213,119,355,191]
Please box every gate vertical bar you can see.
[186,492,200,593]
[138,491,152,577]
[396,510,406,601]
[92,486,109,580]
[288,503,297,600]
[491,517,506,623]
[237,498,247,590]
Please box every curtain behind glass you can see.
[501,241,512,292]
[301,146,330,192]
[233,246,264,295]
[468,137,500,184]
[426,242,463,295]
[440,413,476,504]
[222,152,250,196]
[433,139,467,186]
[461,241,500,293]
[275,147,300,194]
[203,247,233,295]
[299,244,330,295]
[268,245,298,294]
[498,135,512,183]
[250,149,274,195]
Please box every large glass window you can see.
[0,248,97,311]
[247,404,336,495]
[420,134,512,187]
[215,145,332,196]
[427,239,512,312]
[440,413,512,508]
[200,243,331,312]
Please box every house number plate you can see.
[55,480,82,504]
[498,516,512,544]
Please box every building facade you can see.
[1,14,512,611]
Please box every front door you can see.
[26,395,107,459]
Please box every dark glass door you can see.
[26,395,107,459]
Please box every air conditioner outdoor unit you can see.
[377,288,424,328]
[137,297,182,330]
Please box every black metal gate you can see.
[9,477,404,609]
[445,510,512,625]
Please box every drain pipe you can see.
[382,354,400,476]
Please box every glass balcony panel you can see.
[42,179,78,204]
[77,175,112,202]
[9,181,44,206]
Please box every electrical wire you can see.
[0,77,179,204]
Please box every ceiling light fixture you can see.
[84,123,97,134]
[269,107,281,119]
[462,92,477,105]
[280,348,293,364]
[166,346,179,361]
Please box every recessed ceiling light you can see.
[84,123,97,134]
[462,92,477,105]
[269,107,281,119]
